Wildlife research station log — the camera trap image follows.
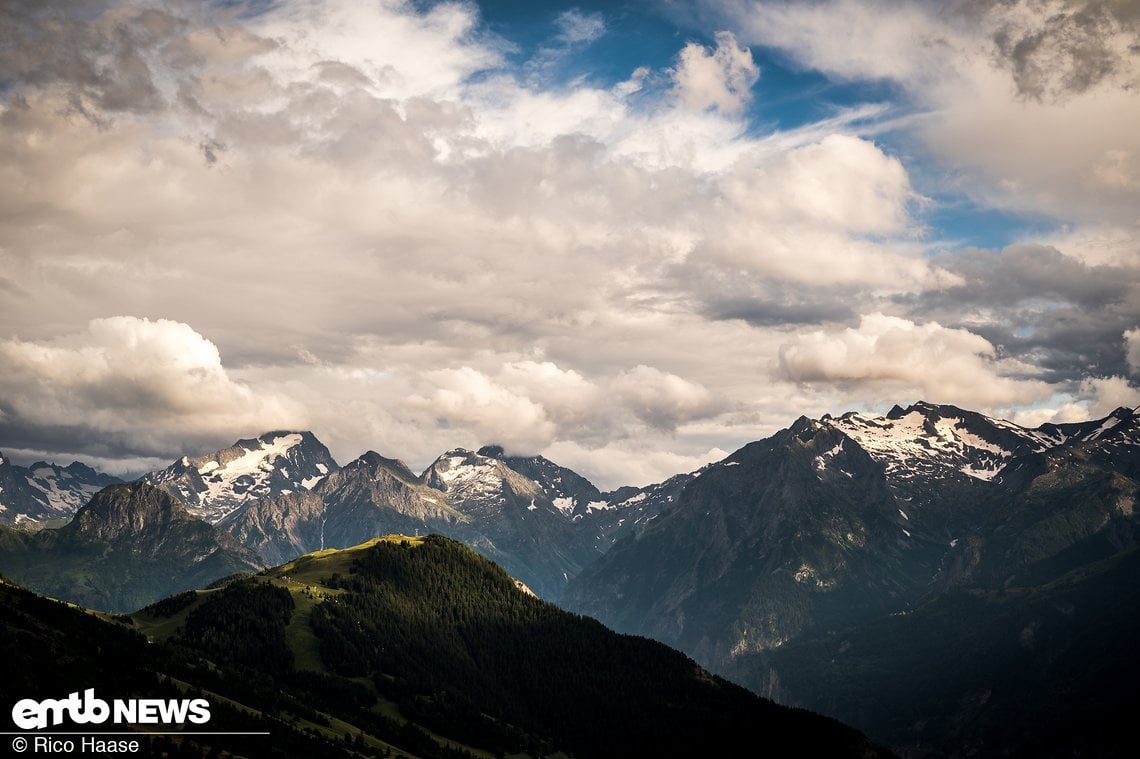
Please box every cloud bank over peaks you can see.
[777,313,1052,407]
[0,317,305,466]
[0,0,1131,487]
[403,361,725,453]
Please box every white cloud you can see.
[1077,375,1140,416]
[404,366,559,452]
[556,9,606,44]
[251,0,502,102]
[688,133,953,290]
[715,0,941,85]
[542,439,729,489]
[1125,328,1140,375]
[714,0,1140,224]
[0,0,1127,486]
[0,317,304,455]
[611,365,723,429]
[672,31,759,114]
[400,361,723,455]
[777,313,1052,406]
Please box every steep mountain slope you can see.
[142,431,338,523]
[486,444,695,549]
[735,547,1140,758]
[420,447,602,598]
[565,417,921,663]
[127,535,888,758]
[564,402,1140,756]
[0,482,262,611]
[0,452,120,527]
[223,450,468,567]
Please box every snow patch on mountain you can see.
[813,440,844,474]
[553,496,575,515]
[829,406,1028,484]
[142,431,339,524]
[430,452,505,501]
[0,455,121,525]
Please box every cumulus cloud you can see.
[777,313,1052,406]
[404,366,560,452]
[1076,375,1140,416]
[0,317,304,460]
[0,0,1126,487]
[401,361,723,454]
[672,31,759,114]
[713,0,1140,224]
[1126,328,1140,375]
[611,365,724,429]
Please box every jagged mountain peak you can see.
[0,453,121,527]
[423,448,507,488]
[142,430,339,524]
[2,481,263,612]
[785,414,838,443]
[824,404,1046,486]
[350,451,419,482]
[65,482,194,539]
[885,403,908,420]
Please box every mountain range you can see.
[2,432,687,601]
[1,400,1137,755]
[563,401,1140,755]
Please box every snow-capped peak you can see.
[142,430,339,524]
[827,402,1041,485]
[423,448,508,499]
[825,402,1137,489]
[0,455,121,525]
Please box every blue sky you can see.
[479,0,1066,249]
[0,0,1137,485]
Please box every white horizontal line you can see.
[1,732,271,736]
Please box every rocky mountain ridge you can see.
[0,453,120,527]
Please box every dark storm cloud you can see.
[985,319,1132,381]
[956,0,1140,100]
[0,0,178,113]
[933,244,1133,307]
[904,243,1140,381]
[0,408,158,462]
